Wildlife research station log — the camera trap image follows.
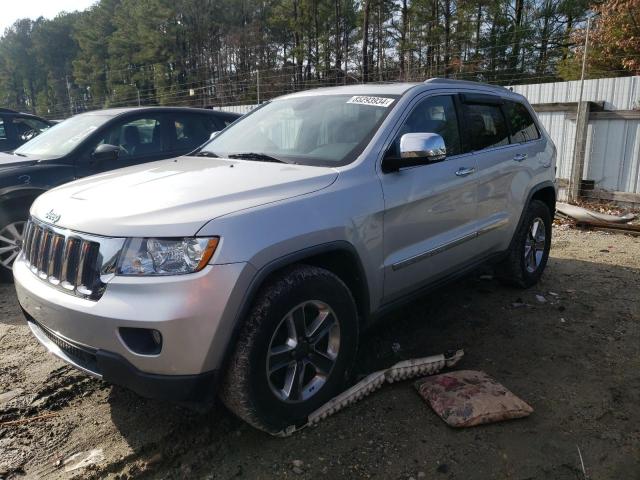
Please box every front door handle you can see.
[513,153,528,162]
[455,167,476,177]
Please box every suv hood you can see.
[31,156,339,237]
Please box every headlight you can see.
[117,237,219,276]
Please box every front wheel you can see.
[220,265,358,434]
[497,199,552,288]
[0,212,28,282]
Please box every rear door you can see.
[464,95,544,254]
[379,93,480,301]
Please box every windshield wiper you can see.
[12,152,27,157]
[192,151,219,157]
[227,152,290,164]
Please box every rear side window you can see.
[465,103,509,151]
[504,101,540,142]
[171,113,217,151]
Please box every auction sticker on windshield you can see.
[347,96,395,107]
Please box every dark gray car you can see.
[0,106,240,277]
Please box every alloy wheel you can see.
[266,300,341,403]
[524,217,546,273]
[0,221,26,271]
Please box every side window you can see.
[464,103,510,151]
[171,114,216,152]
[0,117,9,150]
[93,117,165,160]
[12,117,50,144]
[395,95,461,156]
[504,101,540,143]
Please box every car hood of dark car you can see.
[0,152,39,169]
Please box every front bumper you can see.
[14,256,254,399]
[26,315,217,402]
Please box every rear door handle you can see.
[513,153,528,162]
[455,167,476,177]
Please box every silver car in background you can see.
[14,79,556,433]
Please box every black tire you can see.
[497,199,552,288]
[0,209,29,283]
[220,264,359,434]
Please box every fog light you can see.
[119,327,163,355]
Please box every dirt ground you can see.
[1,226,639,480]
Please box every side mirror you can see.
[210,131,220,140]
[91,143,120,163]
[382,133,446,173]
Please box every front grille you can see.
[29,318,99,374]
[22,219,104,300]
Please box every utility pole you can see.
[569,15,592,203]
[65,75,72,117]
[578,16,591,111]
[257,70,260,105]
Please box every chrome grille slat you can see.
[75,241,90,290]
[19,218,115,301]
[23,222,34,258]
[29,225,42,272]
[47,234,64,283]
[37,230,51,277]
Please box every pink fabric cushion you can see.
[415,370,533,427]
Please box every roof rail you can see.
[424,77,510,91]
[0,107,18,113]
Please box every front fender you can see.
[0,186,48,211]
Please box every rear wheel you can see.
[220,265,358,434]
[497,199,552,288]
[0,212,28,282]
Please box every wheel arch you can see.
[530,183,556,215]
[0,187,47,215]
[508,180,556,252]
[218,241,370,375]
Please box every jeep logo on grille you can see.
[45,209,61,224]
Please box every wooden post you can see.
[569,100,591,203]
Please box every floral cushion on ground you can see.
[414,370,533,428]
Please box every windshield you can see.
[199,94,398,166]
[14,113,112,159]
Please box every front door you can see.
[379,94,479,301]
[76,114,172,177]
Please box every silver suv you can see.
[14,79,556,433]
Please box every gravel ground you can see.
[1,227,639,479]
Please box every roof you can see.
[79,106,235,117]
[281,83,421,99]
[0,108,53,123]
[424,77,511,93]
[276,78,523,101]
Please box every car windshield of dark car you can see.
[14,114,112,159]
[198,94,398,166]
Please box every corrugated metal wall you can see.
[514,111,640,194]
[510,76,640,110]
[585,118,640,193]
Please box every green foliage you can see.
[0,0,605,118]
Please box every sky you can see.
[1,0,96,35]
